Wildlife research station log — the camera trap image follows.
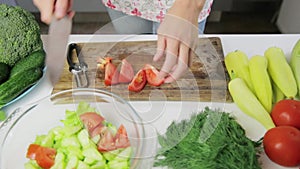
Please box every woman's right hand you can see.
[33,0,75,24]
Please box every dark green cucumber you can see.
[0,63,10,84]
[10,50,45,77]
[0,68,43,106]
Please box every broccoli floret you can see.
[0,4,43,67]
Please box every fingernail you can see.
[55,8,66,18]
[68,11,75,19]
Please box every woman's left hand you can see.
[154,0,205,83]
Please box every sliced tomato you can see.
[90,123,106,138]
[128,69,147,92]
[26,144,56,169]
[79,112,105,133]
[144,64,164,86]
[97,128,116,152]
[35,147,56,169]
[105,62,119,86]
[26,144,40,160]
[118,59,135,83]
[97,57,113,70]
[115,124,130,148]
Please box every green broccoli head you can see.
[0,4,43,67]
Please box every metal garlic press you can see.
[67,43,89,88]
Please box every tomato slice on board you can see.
[128,69,147,92]
[97,57,113,70]
[144,64,164,86]
[26,144,56,169]
[79,112,105,133]
[104,62,119,86]
[115,124,130,149]
[97,127,117,152]
[118,59,135,83]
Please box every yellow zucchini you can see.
[249,55,273,113]
[225,50,254,92]
[290,39,300,97]
[271,79,285,104]
[264,47,297,98]
[228,78,275,130]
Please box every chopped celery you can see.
[61,135,81,148]
[63,125,82,136]
[114,147,132,162]
[103,148,122,161]
[24,160,41,169]
[65,155,78,169]
[65,147,84,160]
[40,131,55,147]
[50,152,66,169]
[83,157,97,165]
[108,160,129,169]
[0,110,6,121]
[77,129,91,148]
[62,110,83,128]
[34,135,46,145]
[76,101,97,115]
[77,161,91,169]
[90,161,107,169]
[82,147,104,161]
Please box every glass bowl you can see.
[0,88,147,169]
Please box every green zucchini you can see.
[10,50,45,77]
[0,63,10,84]
[0,68,43,106]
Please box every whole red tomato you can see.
[263,126,300,167]
[271,99,300,129]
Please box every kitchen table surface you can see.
[1,34,300,169]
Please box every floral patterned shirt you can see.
[102,0,214,23]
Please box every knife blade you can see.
[46,16,72,86]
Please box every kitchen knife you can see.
[46,16,72,86]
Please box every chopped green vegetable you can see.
[0,110,6,121]
[76,101,97,115]
[154,107,262,169]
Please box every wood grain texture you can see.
[52,37,232,102]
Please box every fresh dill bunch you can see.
[154,107,262,169]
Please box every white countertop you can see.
[3,34,300,113]
[1,34,300,169]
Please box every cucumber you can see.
[0,63,10,84]
[0,68,43,106]
[10,50,45,78]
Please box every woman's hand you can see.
[33,0,75,24]
[154,0,205,83]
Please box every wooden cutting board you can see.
[52,37,232,102]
